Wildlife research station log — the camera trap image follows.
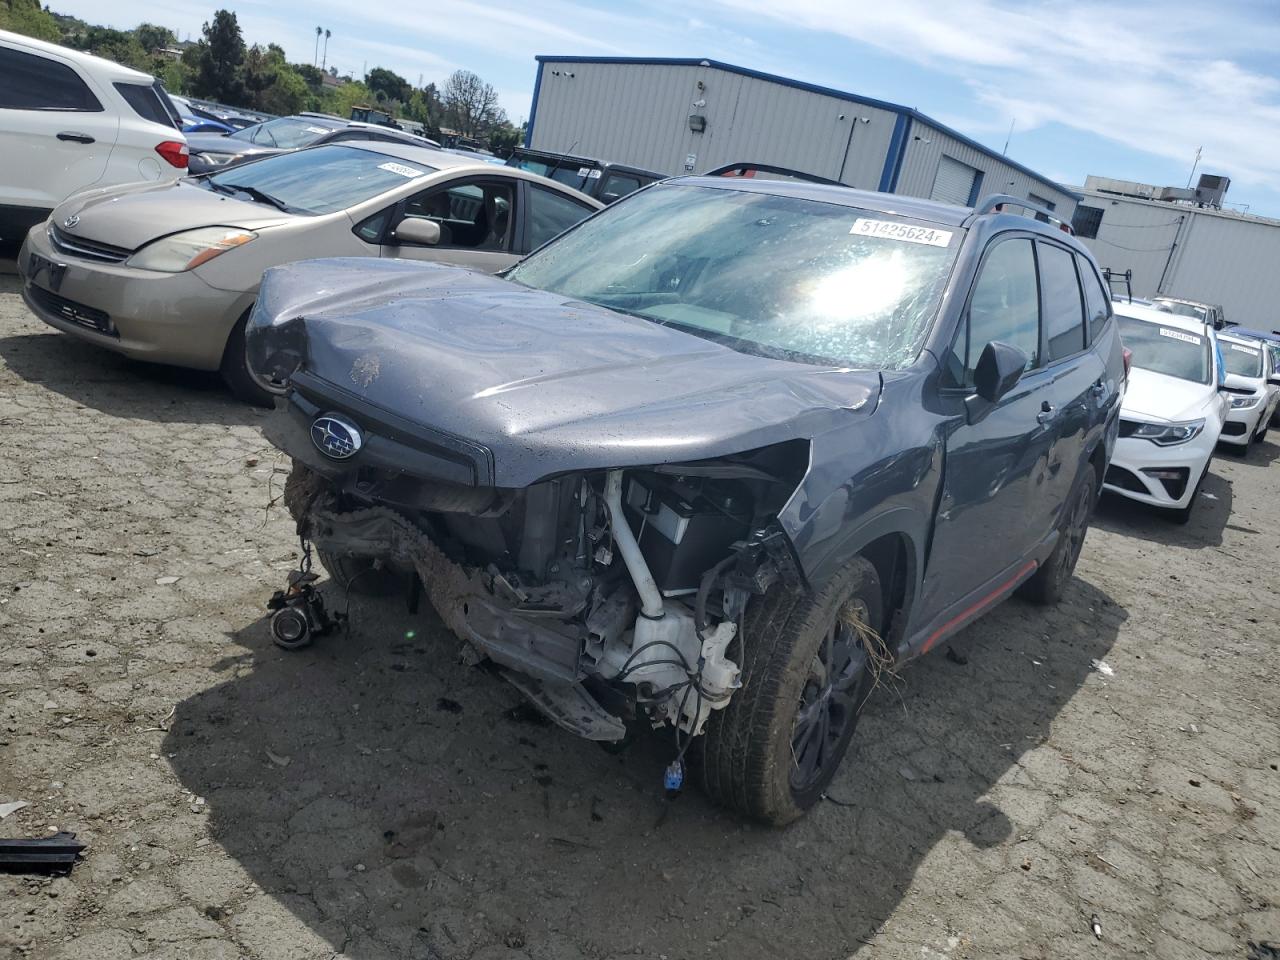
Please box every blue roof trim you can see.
[878,113,909,193]
[525,61,543,148]
[535,55,1082,201]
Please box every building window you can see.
[1028,192,1056,222]
[931,155,980,206]
[1071,205,1105,239]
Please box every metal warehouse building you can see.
[524,56,1078,216]
[1073,175,1280,328]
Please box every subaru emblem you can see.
[311,414,362,460]
[62,214,79,229]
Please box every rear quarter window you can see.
[1077,257,1111,343]
[114,82,180,129]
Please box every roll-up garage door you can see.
[931,155,979,205]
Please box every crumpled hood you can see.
[1121,367,1216,422]
[53,179,294,251]
[248,258,881,487]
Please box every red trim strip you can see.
[921,559,1038,654]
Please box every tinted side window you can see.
[957,238,1040,385]
[1078,258,1111,343]
[600,173,643,203]
[0,46,102,111]
[1039,243,1086,361]
[114,82,178,128]
[526,185,594,250]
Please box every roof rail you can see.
[702,162,845,187]
[969,194,1075,234]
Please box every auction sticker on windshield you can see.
[851,218,952,246]
[378,162,426,178]
[1229,343,1260,355]
[1160,327,1201,344]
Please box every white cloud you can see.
[711,0,1280,187]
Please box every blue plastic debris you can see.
[664,759,684,792]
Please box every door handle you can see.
[1036,401,1056,425]
[57,132,95,144]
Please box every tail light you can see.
[155,140,189,169]
[1122,347,1133,382]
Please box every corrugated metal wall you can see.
[894,122,1078,216]
[1075,195,1184,297]
[528,61,897,187]
[1078,191,1280,327]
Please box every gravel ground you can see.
[0,267,1277,960]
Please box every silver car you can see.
[18,142,603,403]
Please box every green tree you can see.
[0,0,60,41]
[134,23,176,53]
[367,66,411,105]
[73,25,150,71]
[242,44,307,115]
[192,9,246,105]
[488,123,524,158]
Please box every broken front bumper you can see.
[286,472,626,741]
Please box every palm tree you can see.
[314,26,321,66]
[321,29,331,72]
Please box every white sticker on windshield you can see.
[588,169,602,179]
[850,218,952,246]
[377,161,426,178]
[305,126,329,134]
[1229,343,1260,355]
[577,167,591,177]
[1159,327,1201,345]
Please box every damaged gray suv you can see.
[249,177,1123,824]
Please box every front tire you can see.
[694,557,884,826]
[220,308,276,408]
[1019,468,1096,605]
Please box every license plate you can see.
[27,252,67,293]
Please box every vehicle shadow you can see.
[166,575,1127,959]
[1216,435,1280,467]
[0,321,261,429]
[1093,467,1232,548]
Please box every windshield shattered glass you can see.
[506,183,960,369]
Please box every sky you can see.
[51,0,1280,217]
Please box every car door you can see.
[921,235,1062,619]
[380,176,520,273]
[0,42,118,213]
[518,181,599,253]
[1032,240,1103,527]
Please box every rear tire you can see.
[693,557,884,826]
[1019,469,1096,606]
[219,308,275,408]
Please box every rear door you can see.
[1033,239,1102,528]
[922,235,1060,619]
[380,176,520,272]
[0,42,118,213]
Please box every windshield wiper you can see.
[220,183,292,212]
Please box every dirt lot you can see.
[0,267,1276,960]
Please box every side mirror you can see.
[391,217,441,246]
[1268,375,1280,387]
[973,340,1028,403]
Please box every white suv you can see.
[0,30,188,245]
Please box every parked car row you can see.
[1103,298,1280,523]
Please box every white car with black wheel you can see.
[1218,331,1280,449]
[1105,305,1225,523]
